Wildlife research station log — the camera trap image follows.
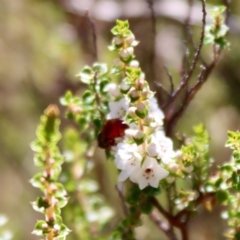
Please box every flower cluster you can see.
[105,21,177,190]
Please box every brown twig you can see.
[86,11,98,62]
[93,71,105,121]
[155,81,170,100]
[223,0,231,25]
[171,0,206,102]
[166,56,218,136]
[150,190,216,240]
[146,0,157,82]
[160,66,174,109]
[150,211,178,240]
[165,0,207,136]
[150,196,188,240]
[115,184,129,217]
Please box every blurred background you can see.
[1,0,240,239]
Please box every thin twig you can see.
[165,0,207,136]
[175,192,215,221]
[164,66,174,95]
[146,0,157,82]
[166,55,219,136]
[86,11,98,62]
[93,71,105,121]
[166,187,177,239]
[174,0,206,100]
[223,0,231,25]
[150,196,189,239]
[115,184,129,217]
[161,66,174,108]
[150,211,178,240]
[180,0,194,77]
[155,81,170,99]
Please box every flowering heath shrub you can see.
[30,5,240,240]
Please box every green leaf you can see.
[30,173,44,189]
[216,190,229,203]
[32,220,47,236]
[142,186,161,196]
[36,196,50,209]
[93,118,102,134]
[135,109,148,119]
[58,223,71,238]
[31,139,44,153]
[99,78,110,93]
[210,5,226,16]
[235,231,240,240]
[82,90,95,104]
[92,63,108,76]
[140,198,153,214]
[78,66,94,84]
[60,91,72,106]
[53,183,68,198]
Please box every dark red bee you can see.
[97,119,129,149]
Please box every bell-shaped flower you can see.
[129,157,169,189]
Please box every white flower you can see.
[149,97,164,125]
[107,97,129,119]
[129,157,169,189]
[115,143,142,182]
[107,83,121,98]
[152,132,175,164]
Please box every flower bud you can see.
[143,115,154,124]
[108,83,121,98]
[133,130,145,145]
[135,102,148,119]
[129,60,139,68]
[146,143,158,157]
[135,78,145,90]
[128,106,137,118]
[120,47,134,59]
[120,81,131,93]
[125,34,135,45]
[166,176,175,184]
[169,163,179,173]
[129,89,140,101]
[113,37,123,45]
[182,165,194,173]
[134,130,144,139]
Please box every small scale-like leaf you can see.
[32,220,47,236]
[30,173,44,189]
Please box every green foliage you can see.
[219,131,240,239]
[30,105,70,239]
[204,6,229,49]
